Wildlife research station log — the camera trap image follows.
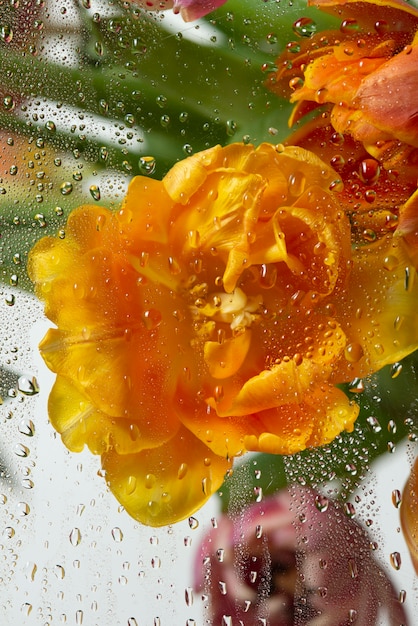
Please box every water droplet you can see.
[254,486,263,502]
[315,494,329,512]
[17,376,39,396]
[344,502,356,518]
[387,441,396,453]
[399,589,407,603]
[4,526,15,539]
[160,114,170,128]
[14,443,30,457]
[16,501,30,516]
[185,587,194,606]
[3,95,14,110]
[76,609,83,625]
[0,24,13,43]
[60,181,73,196]
[293,17,317,37]
[18,419,35,437]
[54,564,65,579]
[348,378,364,393]
[69,528,81,546]
[5,293,15,306]
[177,463,188,480]
[344,343,363,363]
[111,527,124,542]
[366,415,381,433]
[218,581,227,595]
[139,156,156,175]
[348,558,358,578]
[25,561,37,580]
[151,556,161,568]
[359,158,380,184]
[390,551,401,570]
[392,489,402,508]
[340,18,359,34]
[188,517,199,530]
[89,185,101,201]
[142,309,162,330]
[226,120,237,137]
[387,419,397,434]
[99,146,109,162]
[21,603,32,616]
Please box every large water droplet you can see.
[89,185,101,201]
[69,527,82,546]
[139,156,156,175]
[292,17,317,37]
[390,551,401,570]
[17,376,39,396]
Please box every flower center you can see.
[193,286,263,331]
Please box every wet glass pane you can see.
[1,0,417,623]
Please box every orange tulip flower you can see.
[269,0,418,170]
[401,456,418,575]
[28,142,418,526]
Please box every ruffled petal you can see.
[204,329,252,379]
[210,321,347,417]
[243,384,358,455]
[102,426,232,526]
[163,144,222,204]
[48,375,179,455]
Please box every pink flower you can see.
[129,0,227,21]
[195,486,408,625]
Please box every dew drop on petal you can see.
[315,494,329,512]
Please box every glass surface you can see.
[1,0,417,623]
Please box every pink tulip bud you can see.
[128,0,227,21]
[195,486,408,624]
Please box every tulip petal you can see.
[211,321,347,417]
[102,426,231,526]
[204,329,252,379]
[48,375,179,455]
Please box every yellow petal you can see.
[333,236,418,379]
[163,144,222,204]
[118,176,172,245]
[243,383,358,454]
[211,321,346,417]
[102,426,232,526]
[48,370,181,455]
[204,329,252,379]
